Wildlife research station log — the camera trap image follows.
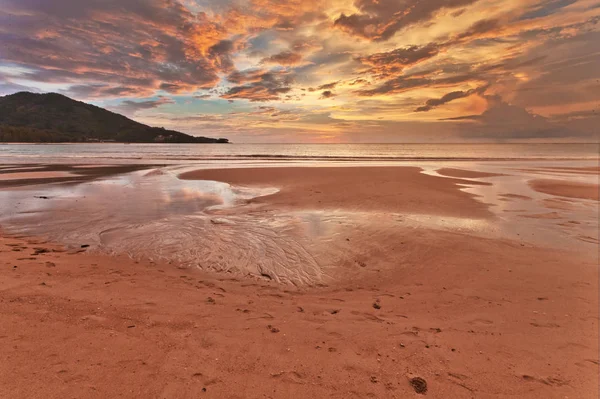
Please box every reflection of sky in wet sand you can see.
[0,168,329,285]
[0,162,597,285]
[421,161,598,249]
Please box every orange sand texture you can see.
[0,165,598,398]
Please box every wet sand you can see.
[0,164,157,188]
[0,165,598,398]
[435,168,505,179]
[179,167,493,218]
[529,179,599,201]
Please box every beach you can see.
[0,162,598,398]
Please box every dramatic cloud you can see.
[0,0,598,142]
[358,44,442,77]
[415,86,486,112]
[334,0,478,41]
[222,69,293,101]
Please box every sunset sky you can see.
[1,0,599,142]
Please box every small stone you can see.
[370,376,378,383]
[409,377,427,394]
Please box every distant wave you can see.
[1,154,597,161]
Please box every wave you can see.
[2,153,599,162]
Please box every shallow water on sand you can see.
[0,163,597,284]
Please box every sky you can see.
[0,0,599,143]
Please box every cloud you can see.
[317,81,340,90]
[519,0,578,21]
[108,97,175,115]
[356,72,475,97]
[358,44,441,77]
[0,0,597,142]
[0,79,39,95]
[63,84,153,99]
[261,51,303,66]
[334,0,478,41]
[0,0,231,98]
[415,86,486,112]
[222,69,293,101]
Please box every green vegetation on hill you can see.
[0,92,228,143]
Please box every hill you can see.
[0,92,228,143]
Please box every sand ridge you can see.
[528,179,599,201]
[179,166,494,218]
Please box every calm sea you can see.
[0,143,598,164]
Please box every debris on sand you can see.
[409,377,428,394]
[373,299,381,310]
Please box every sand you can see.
[0,164,155,188]
[180,167,493,218]
[0,166,598,398]
[436,168,505,179]
[529,179,599,201]
[0,171,77,180]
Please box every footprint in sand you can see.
[521,375,568,386]
[576,235,599,244]
[530,322,560,328]
[350,310,386,323]
[469,318,494,326]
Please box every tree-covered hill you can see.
[0,92,228,143]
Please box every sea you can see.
[0,143,598,164]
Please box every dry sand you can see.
[1,166,598,398]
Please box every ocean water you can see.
[0,143,598,164]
